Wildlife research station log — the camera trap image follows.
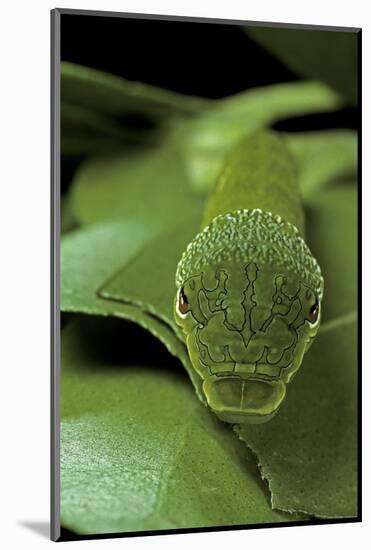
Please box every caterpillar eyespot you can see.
[178,286,190,315]
[174,130,324,425]
[308,301,320,325]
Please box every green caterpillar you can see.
[174,131,324,424]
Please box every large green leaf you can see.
[176,81,342,194]
[61,103,161,156]
[235,183,357,518]
[61,317,299,534]
[61,62,211,157]
[286,131,357,199]
[245,27,358,104]
[306,185,357,322]
[63,148,205,395]
[70,144,204,228]
[235,317,357,518]
[61,218,204,400]
[68,82,346,228]
[98,223,197,333]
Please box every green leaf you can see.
[61,62,210,121]
[245,27,358,104]
[61,218,205,400]
[61,103,160,156]
[286,131,357,199]
[306,185,357,322]
[62,103,126,140]
[61,317,301,535]
[61,220,155,316]
[98,224,196,333]
[70,144,204,227]
[234,317,357,518]
[68,82,344,227]
[174,81,342,193]
[235,184,357,518]
[61,63,211,157]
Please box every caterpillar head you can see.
[174,210,324,424]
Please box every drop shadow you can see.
[18,521,50,539]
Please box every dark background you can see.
[61,15,297,97]
[61,14,357,131]
[60,14,358,197]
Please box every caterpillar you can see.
[174,131,324,424]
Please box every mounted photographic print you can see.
[51,8,361,542]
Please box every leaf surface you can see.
[306,185,357,322]
[245,27,358,104]
[61,62,210,120]
[68,83,347,229]
[235,184,358,518]
[61,318,299,534]
[286,131,357,199]
[61,218,204,400]
[70,144,204,228]
[235,317,357,518]
[176,81,342,193]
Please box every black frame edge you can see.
[51,7,61,543]
[54,7,361,32]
